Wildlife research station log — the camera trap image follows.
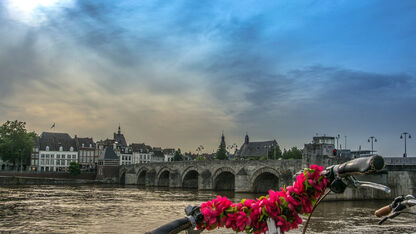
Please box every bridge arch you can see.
[182,166,199,189]
[119,167,128,184]
[213,167,235,191]
[250,167,280,193]
[137,166,150,185]
[157,167,171,187]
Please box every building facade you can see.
[235,133,279,160]
[36,132,78,172]
[75,136,96,170]
[120,146,133,165]
[163,148,175,162]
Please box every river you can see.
[0,185,414,233]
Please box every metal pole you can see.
[344,136,347,149]
[405,135,407,158]
[401,132,410,158]
[371,139,373,155]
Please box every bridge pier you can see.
[198,169,212,190]
[169,170,181,188]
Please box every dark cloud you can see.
[0,0,415,155]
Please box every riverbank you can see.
[0,172,100,185]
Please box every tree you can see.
[173,149,184,161]
[269,145,282,159]
[0,120,36,170]
[68,161,81,175]
[196,155,206,161]
[215,144,227,160]
[282,147,302,159]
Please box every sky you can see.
[0,0,415,156]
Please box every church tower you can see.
[220,132,226,148]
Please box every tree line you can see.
[0,120,36,170]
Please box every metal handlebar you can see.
[377,195,416,225]
[322,155,390,194]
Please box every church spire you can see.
[118,123,121,134]
[220,131,226,148]
[245,132,249,144]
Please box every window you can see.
[57,160,60,165]
[72,155,76,159]
[46,159,49,165]
[50,159,54,164]
[41,154,45,158]
[57,155,60,159]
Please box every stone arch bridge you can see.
[120,160,302,192]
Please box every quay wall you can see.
[0,172,98,185]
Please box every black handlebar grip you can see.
[148,217,192,234]
[336,155,385,177]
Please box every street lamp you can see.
[336,134,340,149]
[368,136,377,155]
[400,132,411,157]
[18,149,22,172]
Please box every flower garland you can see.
[197,165,328,234]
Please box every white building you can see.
[120,146,133,165]
[131,143,153,164]
[163,148,175,162]
[36,132,78,172]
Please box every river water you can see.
[0,185,414,233]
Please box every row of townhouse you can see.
[119,145,176,165]
[28,126,181,172]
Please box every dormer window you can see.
[82,143,85,147]
[70,146,74,152]
[59,146,63,151]
[46,146,49,151]
[89,144,92,148]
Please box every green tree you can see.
[0,120,36,169]
[215,144,227,160]
[68,161,81,175]
[196,155,206,161]
[269,145,282,159]
[282,147,302,159]
[173,149,184,161]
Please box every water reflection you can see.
[0,185,414,233]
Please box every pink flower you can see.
[197,164,328,234]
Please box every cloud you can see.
[0,0,415,155]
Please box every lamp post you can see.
[336,134,340,149]
[344,135,347,149]
[400,132,411,157]
[368,136,377,155]
[18,149,22,172]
